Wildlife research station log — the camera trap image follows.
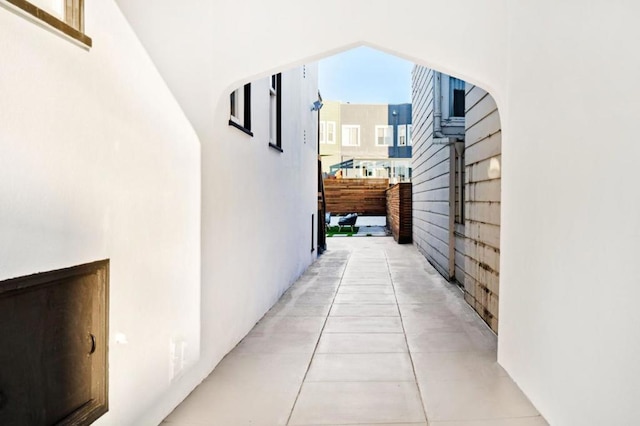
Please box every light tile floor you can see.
[163,237,547,426]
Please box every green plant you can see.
[326,226,359,237]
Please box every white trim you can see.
[375,125,393,146]
[326,121,336,144]
[230,87,244,125]
[269,77,277,144]
[341,124,360,146]
[398,125,407,146]
[319,121,326,144]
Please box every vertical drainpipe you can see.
[435,71,456,280]
[434,72,444,138]
[448,143,456,280]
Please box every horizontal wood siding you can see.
[386,183,412,243]
[324,178,389,215]
[411,66,450,277]
[463,84,501,333]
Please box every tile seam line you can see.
[285,250,353,426]
[384,248,431,425]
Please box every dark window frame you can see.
[228,83,253,136]
[268,73,283,152]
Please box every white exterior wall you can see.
[410,66,451,278]
[0,2,201,424]
[500,3,640,424]
[2,0,640,424]
[0,3,318,425]
[198,64,319,411]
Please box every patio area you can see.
[162,237,546,425]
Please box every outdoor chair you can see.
[338,213,358,232]
[325,212,331,232]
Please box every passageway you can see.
[163,238,546,425]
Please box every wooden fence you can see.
[386,183,412,243]
[323,178,389,215]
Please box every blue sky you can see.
[319,46,413,104]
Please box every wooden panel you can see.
[465,93,498,129]
[323,178,389,215]
[465,131,501,167]
[465,201,501,226]
[386,183,412,243]
[464,84,489,112]
[463,85,501,334]
[466,110,501,146]
[465,179,501,203]
[466,155,502,184]
[411,65,451,277]
[0,260,109,425]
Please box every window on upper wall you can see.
[407,124,413,146]
[319,121,326,144]
[398,125,407,146]
[450,77,466,117]
[342,125,360,146]
[326,122,336,144]
[6,0,91,46]
[229,83,252,136]
[269,73,282,151]
[375,125,393,146]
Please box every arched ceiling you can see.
[114,0,508,142]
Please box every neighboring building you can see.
[320,101,412,183]
[411,66,501,333]
[318,100,342,174]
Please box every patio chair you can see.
[325,212,331,232]
[338,213,358,232]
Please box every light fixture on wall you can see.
[311,100,323,111]
[488,157,501,179]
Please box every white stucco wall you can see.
[3,0,640,424]
[114,0,640,425]
[199,64,319,376]
[499,2,640,424]
[0,1,201,424]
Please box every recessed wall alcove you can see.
[0,260,109,425]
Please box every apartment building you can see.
[320,101,412,183]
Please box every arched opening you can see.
[207,44,503,338]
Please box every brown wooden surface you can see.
[0,260,108,425]
[5,0,92,46]
[386,183,412,244]
[324,178,389,215]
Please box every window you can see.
[341,125,360,146]
[407,124,413,146]
[326,122,336,144]
[375,125,393,146]
[269,73,282,151]
[450,77,466,117]
[6,0,91,46]
[319,121,326,144]
[398,125,407,146]
[229,83,252,136]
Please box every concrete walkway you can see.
[163,238,547,426]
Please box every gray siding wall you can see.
[463,84,501,333]
[411,66,450,278]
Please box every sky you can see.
[319,46,413,104]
